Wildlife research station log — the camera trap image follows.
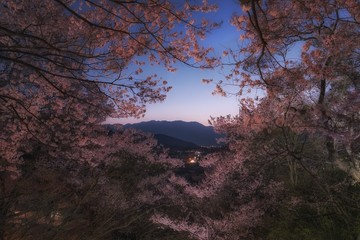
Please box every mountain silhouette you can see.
[124,120,221,146]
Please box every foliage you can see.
[0,127,191,240]
[209,0,360,238]
[2,0,360,239]
[153,0,360,239]
[0,0,218,176]
[0,1,219,239]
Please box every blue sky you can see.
[107,1,242,125]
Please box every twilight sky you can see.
[107,1,242,126]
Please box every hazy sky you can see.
[107,1,242,126]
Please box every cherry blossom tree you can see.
[1,1,218,239]
[1,0,218,116]
[223,0,360,178]
[0,125,190,239]
[213,0,360,238]
[154,0,360,238]
[0,0,219,177]
[222,0,360,197]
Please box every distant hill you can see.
[154,134,199,150]
[124,120,221,146]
